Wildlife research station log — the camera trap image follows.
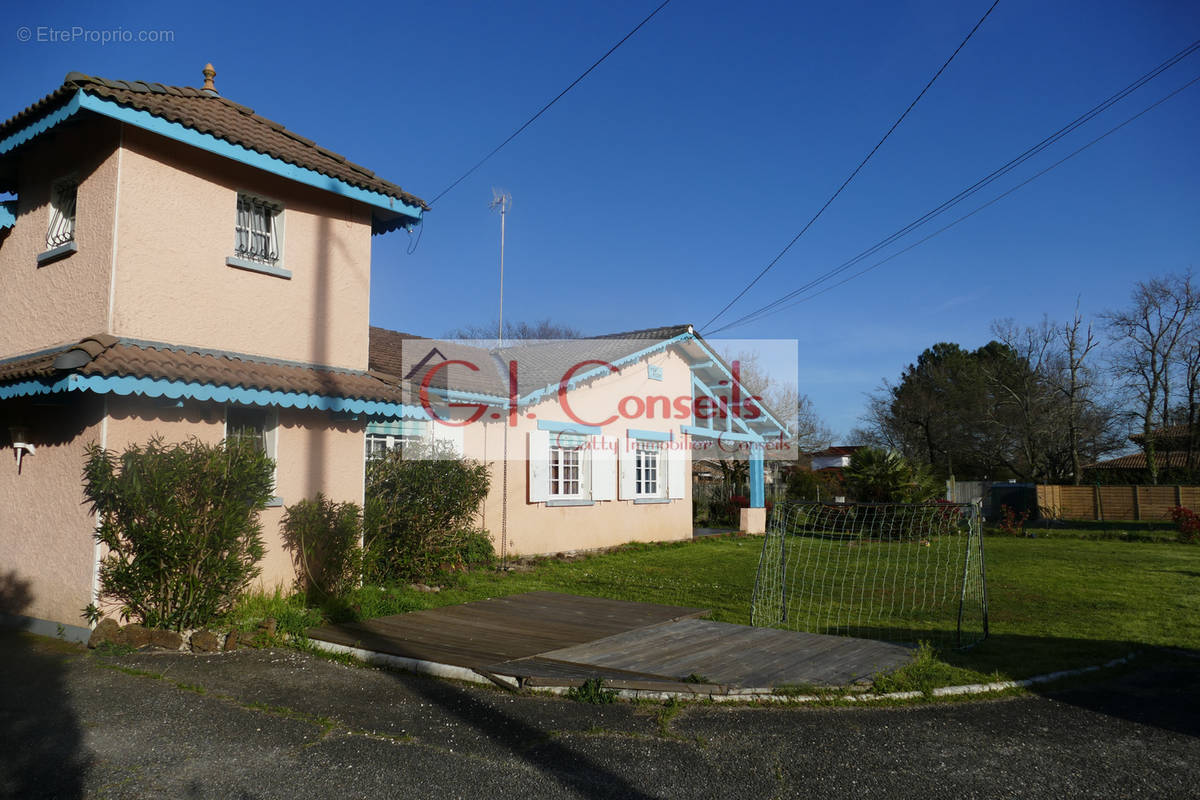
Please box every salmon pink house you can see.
[0,68,790,641]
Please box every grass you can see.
[232,531,1200,690]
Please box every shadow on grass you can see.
[0,571,88,799]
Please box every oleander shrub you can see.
[83,436,274,630]
[281,494,363,601]
[364,440,492,583]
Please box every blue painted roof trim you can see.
[0,201,16,230]
[687,336,791,436]
[627,428,672,442]
[0,373,428,419]
[537,419,602,436]
[680,425,763,443]
[0,92,83,155]
[0,90,423,232]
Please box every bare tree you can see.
[445,318,582,341]
[1052,303,1102,484]
[1104,272,1197,484]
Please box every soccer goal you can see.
[750,501,988,649]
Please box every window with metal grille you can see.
[635,441,662,497]
[234,194,281,265]
[549,435,585,497]
[365,430,425,460]
[46,180,77,248]
[226,406,275,457]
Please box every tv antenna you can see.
[489,189,512,346]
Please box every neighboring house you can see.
[365,325,792,556]
[0,68,426,640]
[1084,424,1200,482]
[809,445,863,471]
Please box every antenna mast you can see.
[489,189,512,346]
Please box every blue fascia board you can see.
[537,419,601,436]
[627,428,672,442]
[0,90,423,229]
[0,373,427,419]
[680,425,763,443]
[686,337,791,437]
[0,92,83,155]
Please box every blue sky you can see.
[3,0,1198,437]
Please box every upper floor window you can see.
[234,194,282,266]
[46,179,77,249]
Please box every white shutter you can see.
[618,437,636,500]
[528,430,550,503]
[591,435,617,501]
[667,440,687,499]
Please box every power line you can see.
[428,0,674,206]
[699,0,1002,332]
[705,71,1200,335]
[705,40,1200,332]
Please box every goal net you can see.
[750,501,988,649]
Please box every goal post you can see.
[751,501,988,649]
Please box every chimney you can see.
[201,63,218,95]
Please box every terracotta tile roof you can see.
[1128,425,1197,444]
[1,334,409,405]
[0,72,427,213]
[810,445,863,458]
[1084,452,1195,470]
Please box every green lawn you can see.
[232,533,1200,689]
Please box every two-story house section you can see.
[0,68,427,640]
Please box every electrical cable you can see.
[700,0,1003,332]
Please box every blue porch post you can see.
[750,444,765,509]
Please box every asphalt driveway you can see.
[1,631,1197,799]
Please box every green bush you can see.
[83,436,274,630]
[281,494,363,601]
[364,441,492,583]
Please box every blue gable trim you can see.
[687,337,791,437]
[537,419,601,436]
[0,92,83,155]
[0,90,422,232]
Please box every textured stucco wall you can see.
[0,395,104,629]
[103,395,365,591]
[110,126,373,370]
[0,116,121,359]
[469,348,694,556]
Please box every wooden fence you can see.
[1036,484,1200,521]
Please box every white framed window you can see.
[634,441,663,498]
[620,433,686,502]
[365,420,431,462]
[549,435,586,498]
[46,179,77,248]
[529,429,617,504]
[234,193,283,266]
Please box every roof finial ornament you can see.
[201,63,217,94]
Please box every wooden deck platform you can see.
[308,591,912,692]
